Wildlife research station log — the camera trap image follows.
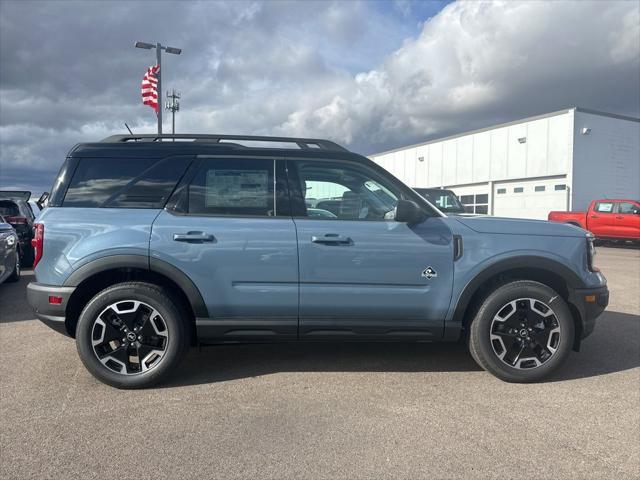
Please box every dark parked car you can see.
[0,215,20,284]
[414,188,468,215]
[0,191,45,266]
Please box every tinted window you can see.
[497,188,506,194]
[475,205,488,214]
[460,195,474,204]
[0,201,19,217]
[293,161,400,221]
[63,157,189,208]
[618,202,640,214]
[514,187,524,193]
[595,202,614,213]
[535,186,545,192]
[187,158,275,216]
[475,194,489,204]
[555,185,566,191]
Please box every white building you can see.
[370,108,640,219]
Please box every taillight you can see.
[32,223,44,268]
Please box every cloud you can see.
[0,0,638,194]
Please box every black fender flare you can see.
[450,255,586,327]
[64,254,208,317]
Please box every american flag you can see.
[141,65,160,113]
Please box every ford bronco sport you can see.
[27,134,609,388]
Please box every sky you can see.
[0,0,638,194]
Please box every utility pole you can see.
[165,90,181,135]
[135,41,182,135]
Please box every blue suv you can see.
[27,134,609,388]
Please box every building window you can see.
[555,185,567,191]
[497,188,506,194]
[514,187,524,193]
[459,193,489,215]
[535,186,546,192]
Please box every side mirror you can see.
[36,192,49,209]
[395,199,426,225]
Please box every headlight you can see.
[586,233,598,272]
[6,235,16,247]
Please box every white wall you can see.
[571,111,640,211]
[370,111,574,189]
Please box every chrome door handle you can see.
[311,234,353,246]
[173,232,215,243]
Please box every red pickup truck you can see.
[548,199,640,242]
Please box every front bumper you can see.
[568,285,609,342]
[26,282,75,336]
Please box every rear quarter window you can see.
[62,157,191,208]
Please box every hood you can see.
[455,216,586,237]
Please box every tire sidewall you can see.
[471,281,575,382]
[76,283,187,389]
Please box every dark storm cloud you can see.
[0,0,638,193]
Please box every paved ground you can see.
[1,247,638,479]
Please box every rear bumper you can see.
[568,285,609,342]
[26,282,75,336]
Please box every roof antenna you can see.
[125,123,134,134]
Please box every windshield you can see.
[415,189,465,214]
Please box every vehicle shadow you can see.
[163,341,481,387]
[0,270,35,323]
[163,310,639,387]
[548,310,640,382]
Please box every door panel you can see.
[151,213,298,340]
[150,157,298,342]
[288,158,453,340]
[614,202,640,239]
[589,201,616,236]
[295,218,453,339]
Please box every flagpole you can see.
[156,42,162,135]
[135,41,181,135]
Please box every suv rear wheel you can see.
[76,282,189,389]
[468,280,574,382]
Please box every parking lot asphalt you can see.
[1,246,638,479]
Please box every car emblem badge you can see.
[422,266,437,279]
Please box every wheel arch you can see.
[63,255,207,339]
[452,256,585,349]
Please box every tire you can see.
[76,282,190,389]
[7,251,20,283]
[468,280,574,383]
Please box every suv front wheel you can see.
[76,282,190,389]
[468,280,575,383]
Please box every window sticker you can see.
[205,169,269,208]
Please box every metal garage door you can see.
[493,177,569,220]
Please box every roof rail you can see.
[100,134,349,152]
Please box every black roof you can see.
[68,133,368,162]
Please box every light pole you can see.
[135,41,182,135]
[166,90,181,135]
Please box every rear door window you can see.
[63,157,191,208]
[184,158,288,217]
[594,202,614,213]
